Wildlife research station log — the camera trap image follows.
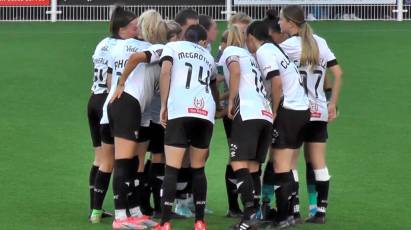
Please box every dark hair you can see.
[109,6,137,37]
[199,15,212,30]
[246,20,271,42]
[184,24,208,43]
[263,9,281,33]
[175,8,198,26]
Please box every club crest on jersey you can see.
[309,100,321,118]
[188,97,208,116]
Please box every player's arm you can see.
[159,59,172,127]
[227,58,241,119]
[327,64,343,122]
[111,52,150,102]
[268,71,282,121]
[107,66,113,91]
[210,77,223,118]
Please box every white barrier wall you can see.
[0,3,410,22]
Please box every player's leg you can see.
[147,122,167,217]
[86,94,103,216]
[90,126,114,223]
[305,122,330,224]
[187,118,213,229]
[157,118,189,228]
[128,134,150,218]
[229,116,261,230]
[289,151,303,224]
[108,93,152,229]
[270,107,310,228]
[304,144,318,217]
[222,116,242,218]
[174,152,194,218]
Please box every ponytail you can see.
[226,24,244,47]
[282,5,319,67]
[299,22,319,67]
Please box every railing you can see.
[1,4,410,22]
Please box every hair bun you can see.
[266,9,278,20]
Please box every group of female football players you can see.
[86,5,342,230]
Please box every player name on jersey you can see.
[177,52,214,70]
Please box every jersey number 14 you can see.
[185,62,210,93]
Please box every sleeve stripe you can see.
[159,56,173,66]
[266,70,280,80]
[144,51,152,63]
[327,59,338,68]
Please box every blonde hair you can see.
[282,5,319,67]
[228,12,252,26]
[226,25,244,47]
[138,10,168,44]
[166,20,182,41]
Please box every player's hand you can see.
[160,106,168,128]
[328,103,337,122]
[110,84,125,103]
[227,100,234,120]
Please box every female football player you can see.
[199,14,218,53]
[279,5,343,224]
[154,24,219,230]
[246,20,310,228]
[219,25,273,230]
[220,12,253,218]
[259,9,290,222]
[107,9,167,230]
[88,6,137,224]
[111,20,183,218]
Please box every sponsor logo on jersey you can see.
[261,110,273,119]
[188,97,208,116]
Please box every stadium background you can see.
[1,0,411,229]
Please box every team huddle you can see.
[86,5,342,230]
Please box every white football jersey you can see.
[280,35,337,121]
[100,38,152,125]
[218,46,273,123]
[256,43,309,111]
[91,37,118,94]
[160,41,217,123]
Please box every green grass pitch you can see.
[0,21,411,230]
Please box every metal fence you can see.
[1,4,410,22]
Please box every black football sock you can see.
[262,162,276,204]
[149,162,165,212]
[89,165,99,212]
[314,168,331,217]
[191,167,207,221]
[290,169,301,218]
[274,171,294,222]
[113,159,134,220]
[140,161,153,215]
[93,170,111,210]
[251,170,262,211]
[176,167,191,200]
[161,165,179,224]
[234,168,255,221]
[225,164,241,212]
